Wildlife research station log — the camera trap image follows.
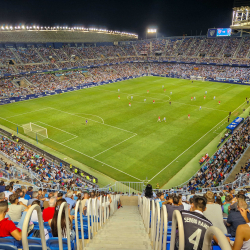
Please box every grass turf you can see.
[0,76,249,188]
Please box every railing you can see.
[138,195,232,250]
[109,181,145,195]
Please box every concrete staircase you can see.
[85,206,152,250]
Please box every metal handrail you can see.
[74,200,84,250]
[22,204,47,250]
[154,202,160,250]
[57,202,71,250]
[159,205,168,250]
[202,226,231,250]
[170,210,185,250]
[151,200,155,242]
[86,198,92,239]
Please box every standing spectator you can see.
[43,197,56,222]
[203,191,227,234]
[227,199,250,237]
[7,194,27,222]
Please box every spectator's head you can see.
[205,191,215,203]
[191,190,195,195]
[5,185,10,191]
[0,201,8,215]
[32,200,41,206]
[51,198,67,237]
[9,193,19,204]
[49,197,57,207]
[66,190,74,199]
[32,191,39,199]
[192,196,207,212]
[57,193,63,200]
[237,199,248,210]
[145,184,153,198]
[28,187,33,192]
[48,192,54,199]
[0,192,5,201]
[83,192,89,200]
[9,186,13,192]
[225,195,232,203]
[237,194,246,201]
[19,192,24,198]
[90,191,95,199]
[16,181,19,184]
[173,196,179,205]
[0,181,4,186]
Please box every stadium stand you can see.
[1,33,250,250]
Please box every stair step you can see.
[87,243,151,249]
[91,239,151,245]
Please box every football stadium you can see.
[0,0,250,249]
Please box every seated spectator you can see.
[25,187,33,200]
[187,190,195,202]
[4,185,13,201]
[0,192,5,202]
[175,196,213,250]
[223,195,232,216]
[19,191,28,206]
[231,207,250,250]
[81,192,89,214]
[165,195,184,221]
[7,193,27,222]
[30,200,40,222]
[65,190,76,210]
[0,201,23,240]
[181,196,191,211]
[28,191,43,207]
[43,196,56,222]
[0,181,5,192]
[203,191,227,234]
[227,199,250,237]
[48,199,74,239]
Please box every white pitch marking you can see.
[61,136,78,144]
[48,107,136,135]
[148,100,247,182]
[36,121,78,137]
[0,115,141,181]
[0,117,19,126]
[93,134,137,157]
[74,113,104,124]
[45,136,142,181]
[6,108,50,118]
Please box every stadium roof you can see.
[0,27,138,43]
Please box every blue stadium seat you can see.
[72,225,89,239]
[46,238,74,250]
[0,237,21,248]
[0,245,18,250]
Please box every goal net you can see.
[190,76,205,82]
[22,123,48,141]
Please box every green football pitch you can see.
[0,76,249,187]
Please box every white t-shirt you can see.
[19,198,28,205]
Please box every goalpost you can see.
[190,76,205,82]
[22,123,48,141]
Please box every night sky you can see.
[0,0,235,38]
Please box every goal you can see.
[22,123,48,141]
[190,76,205,82]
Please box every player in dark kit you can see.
[175,196,212,250]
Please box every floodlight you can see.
[147,29,157,33]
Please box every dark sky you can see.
[0,0,235,38]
